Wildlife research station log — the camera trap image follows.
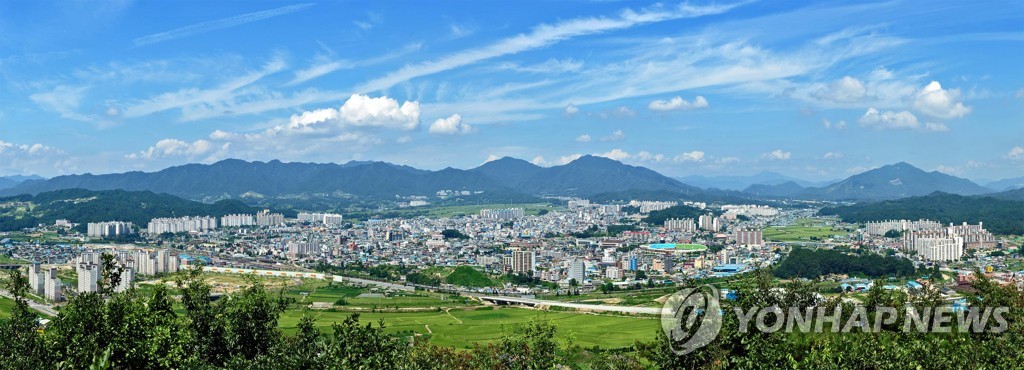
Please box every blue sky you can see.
[0,0,1021,182]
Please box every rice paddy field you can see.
[763,218,848,242]
[278,306,660,349]
[0,271,660,349]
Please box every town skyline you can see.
[0,1,1022,181]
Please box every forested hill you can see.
[0,188,259,231]
[642,205,719,225]
[819,192,1024,235]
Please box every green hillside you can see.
[444,266,495,288]
[0,188,258,232]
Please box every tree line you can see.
[774,248,916,279]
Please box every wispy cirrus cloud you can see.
[287,43,423,86]
[356,1,746,92]
[133,3,314,47]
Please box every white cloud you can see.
[935,165,961,176]
[595,106,635,119]
[339,94,422,130]
[635,151,665,162]
[869,67,894,81]
[912,81,971,119]
[823,152,843,159]
[648,95,709,111]
[564,103,580,115]
[121,55,289,120]
[716,157,740,164]
[498,58,583,73]
[29,85,93,122]
[133,3,314,46]
[822,118,847,129]
[762,149,791,161]
[922,122,950,132]
[1008,146,1024,161]
[531,156,547,166]
[558,153,583,164]
[575,134,591,143]
[449,23,475,39]
[287,43,421,86]
[429,113,474,135]
[0,139,70,176]
[598,149,631,161]
[674,151,705,162]
[353,12,383,30]
[812,76,867,103]
[126,138,225,161]
[210,130,237,140]
[167,94,425,163]
[601,130,625,141]
[858,108,920,130]
[288,60,351,86]
[355,2,742,92]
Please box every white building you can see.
[480,208,525,221]
[115,268,135,293]
[297,212,344,226]
[221,214,255,228]
[567,258,586,283]
[77,263,100,293]
[865,219,943,236]
[44,268,61,302]
[148,216,217,234]
[699,214,719,231]
[628,200,677,213]
[28,263,45,296]
[905,236,964,261]
[606,267,623,280]
[664,218,696,232]
[87,221,134,238]
[286,241,320,259]
[256,210,285,227]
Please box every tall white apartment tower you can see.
[77,263,100,293]
[28,263,45,295]
[44,268,62,302]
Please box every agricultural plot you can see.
[278,306,659,349]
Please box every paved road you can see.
[0,290,59,317]
[480,296,662,315]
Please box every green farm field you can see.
[279,306,659,349]
[764,218,847,242]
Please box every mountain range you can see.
[0,175,45,190]
[0,158,1013,204]
[676,172,832,190]
[986,176,1024,192]
[0,155,699,201]
[795,162,992,201]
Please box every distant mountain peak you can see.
[799,161,990,201]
